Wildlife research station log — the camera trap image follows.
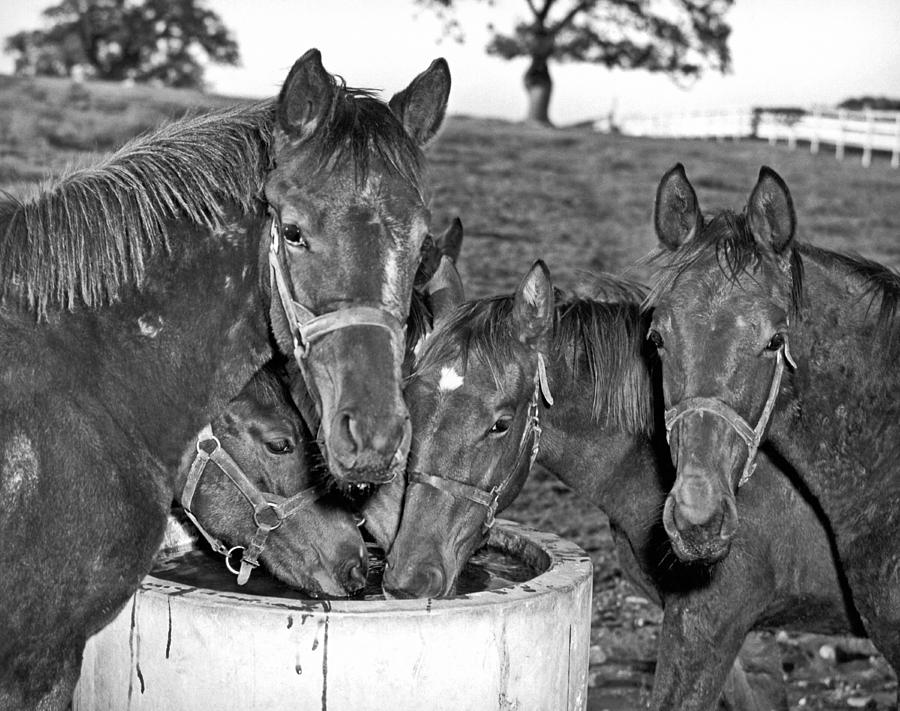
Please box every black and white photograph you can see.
[1,1,898,709]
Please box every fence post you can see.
[836,110,845,161]
[893,115,900,169]
[788,122,797,150]
[810,108,820,154]
[862,109,873,167]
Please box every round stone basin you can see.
[74,519,593,711]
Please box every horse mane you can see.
[1,101,275,314]
[643,210,804,321]
[414,281,655,434]
[2,80,425,316]
[290,80,424,190]
[798,243,900,353]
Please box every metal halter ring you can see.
[253,503,284,531]
[225,546,246,576]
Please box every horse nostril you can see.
[330,411,359,468]
[718,496,739,541]
[416,564,445,598]
[338,557,368,593]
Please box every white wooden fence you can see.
[604,107,900,168]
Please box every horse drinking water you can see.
[172,361,367,594]
[387,259,863,710]
[646,164,900,682]
[0,50,450,710]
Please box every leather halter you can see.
[180,424,330,585]
[664,338,796,487]
[408,354,554,531]
[268,218,406,366]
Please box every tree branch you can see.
[550,0,593,37]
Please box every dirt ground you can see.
[2,75,899,709]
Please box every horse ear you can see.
[654,163,703,251]
[435,216,464,264]
[427,256,465,323]
[389,58,451,147]
[747,166,796,254]
[277,48,335,135]
[512,260,554,350]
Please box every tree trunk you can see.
[524,55,553,126]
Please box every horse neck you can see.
[769,247,900,513]
[537,356,667,534]
[49,212,271,487]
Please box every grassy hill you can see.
[2,74,897,710]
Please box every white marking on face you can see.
[381,244,404,312]
[1,432,38,501]
[138,313,164,338]
[438,366,464,392]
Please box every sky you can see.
[1,0,898,125]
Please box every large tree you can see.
[5,0,239,89]
[417,0,733,125]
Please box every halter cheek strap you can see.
[180,424,329,585]
[268,218,406,365]
[408,353,553,531]
[664,338,796,488]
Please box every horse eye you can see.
[647,329,664,349]
[765,333,785,351]
[265,439,294,454]
[489,418,511,437]
[282,223,308,248]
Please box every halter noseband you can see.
[664,338,796,488]
[268,218,406,365]
[180,424,330,585]
[408,354,554,531]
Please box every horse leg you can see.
[0,648,80,711]
[34,652,80,711]
[649,589,772,711]
[718,633,788,711]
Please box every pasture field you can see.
[2,75,898,709]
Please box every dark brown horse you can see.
[0,50,449,710]
[171,361,367,596]
[646,164,900,683]
[387,260,862,710]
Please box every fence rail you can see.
[604,107,900,168]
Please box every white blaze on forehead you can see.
[438,366,464,392]
[381,243,404,310]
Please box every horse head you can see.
[647,163,799,564]
[177,363,368,597]
[264,49,451,487]
[384,261,554,598]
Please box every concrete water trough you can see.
[73,519,593,711]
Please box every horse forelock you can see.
[412,290,654,434]
[1,101,275,315]
[644,210,804,323]
[283,84,425,194]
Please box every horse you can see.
[386,259,864,710]
[645,164,900,680]
[0,50,450,710]
[170,359,368,595]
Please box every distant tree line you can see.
[4,0,239,90]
